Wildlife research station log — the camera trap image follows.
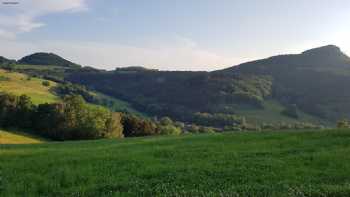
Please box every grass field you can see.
[236,100,327,126]
[0,69,59,104]
[1,130,350,196]
[0,129,44,144]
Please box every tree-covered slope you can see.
[0,56,15,65]
[220,45,350,121]
[18,52,81,68]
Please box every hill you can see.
[2,129,350,196]
[220,45,350,121]
[18,52,81,68]
[0,129,45,144]
[0,56,15,65]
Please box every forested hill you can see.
[18,53,81,68]
[65,45,350,126]
[221,45,350,74]
[0,56,15,65]
[218,45,350,121]
[2,45,350,128]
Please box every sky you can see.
[0,0,350,71]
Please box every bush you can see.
[42,81,50,87]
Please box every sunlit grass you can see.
[0,129,45,144]
[1,129,350,196]
[0,69,59,104]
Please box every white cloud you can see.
[0,0,87,39]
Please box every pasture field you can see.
[1,130,350,196]
[0,69,59,104]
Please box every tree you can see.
[0,93,17,127]
[61,95,86,138]
[34,103,65,139]
[16,95,35,128]
[105,112,124,138]
[42,81,50,87]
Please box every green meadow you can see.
[1,130,350,196]
[0,69,59,104]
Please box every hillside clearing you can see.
[1,130,350,196]
[236,100,327,125]
[0,69,59,104]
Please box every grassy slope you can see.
[0,129,44,144]
[1,130,350,196]
[0,64,147,116]
[0,69,59,104]
[0,68,144,115]
[236,100,327,125]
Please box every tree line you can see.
[0,92,327,141]
[0,92,123,140]
[0,92,218,140]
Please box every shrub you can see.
[42,81,50,87]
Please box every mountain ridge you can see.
[221,45,350,74]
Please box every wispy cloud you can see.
[0,0,87,39]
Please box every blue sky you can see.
[0,0,350,70]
